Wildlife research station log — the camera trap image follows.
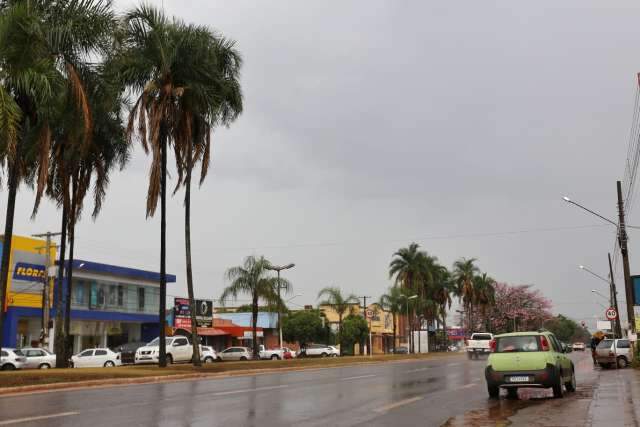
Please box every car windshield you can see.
[473,334,492,340]
[13,350,24,356]
[147,338,174,346]
[496,336,540,353]
[597,339,613,349]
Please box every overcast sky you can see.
[9,1,640,329]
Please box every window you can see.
[73,281,85,305]
[108,285,117,305]
[117,285,124,307]
[95,350,107,356]
[597,340,613,350]
[174,338,188,347]
[472,334,493,340]
[79,350,93,357]
[1,351,7,357]
[26,350,44,357]
[496,336,540,353]
[138,287,145,311]
[97,285,106,307]
[548,335,562,352]
[617,340,630,349]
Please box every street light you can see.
[265,263,295,347]
[579,265,610,285]
[591,289,609,301]
[401,295,417,352]
[578,259,623,339]
[562,196,618,226]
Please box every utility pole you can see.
[617,181,636,334]
[608,253,623,339]
[33,232,61,350]
[358,296,371,355]
[264,263,295,348]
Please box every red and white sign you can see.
[605,307,618,321]
[175,317,192,329]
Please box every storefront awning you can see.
[197,327,230,337]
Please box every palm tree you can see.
[221,256,290,357]
[430,266,453,348]
[317,287,357,340]
[452,258,480,334]
[379,286,404,352]
[117,5,217,366]
[0,0,112,359]
[171,26,242,366]
[473,273,496,331]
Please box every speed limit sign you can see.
[605,307,618,320]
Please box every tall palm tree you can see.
[117,5,216,366]
[379,286,404,352]
[171,26,242,366]
[473,273,496,332]
[452,258,479,334]
[317,287,357,340]
[221,256,289,357]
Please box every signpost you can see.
[606,307,618,321]
[173,297,213,329]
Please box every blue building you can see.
[2,253,176,352]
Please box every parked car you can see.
[298,344,339,358]
[595,338,631,368]
[485,331,575,399]
[135,336,193,365]
[258,345,285,360]
[282,348,294,359]
[0,348,26,370]
[70,348,122,368]
[17,347,56,369]
[391,347,409,354]
[572,342,586,351]
[113,341,147,365]
[467,332,494,359]
[448,345,460,352]
[219,347,252,361]
[201,346,219,363]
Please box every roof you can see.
[62,259,176,283]
[494,331,549,338]
[215,312,278,328]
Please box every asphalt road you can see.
[0,351,593,427]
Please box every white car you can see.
[201,346,219,363]
[1,348,27,370]
[135,336,193,365]
[298,344,339,357]
[71,348,122,368]
[18,347,56,369]
[219,347,252,361]
[258,345,285,360]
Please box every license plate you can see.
[508,376,530,383]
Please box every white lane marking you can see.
[406,367,433,373]
[340,374,376,381]
[374,396,423,413]
[0,412,79,426]
[447,363,462,367]
[211,385,287,396]
[459,382,479,389]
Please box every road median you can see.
[0,352,458,395]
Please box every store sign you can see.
[242,330,264,338]
[13,263,46,281]
[173,297,213,328]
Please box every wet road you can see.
[0,352,592,427]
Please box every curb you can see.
[0,353,459,397]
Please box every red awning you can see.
[196,327,230,336]
[215,325,263,338]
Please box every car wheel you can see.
[271,355,280,360]
[166,354,173,365]
[331,353,338,357]
[1,363,15,371]
[565,368,576,392]
[204,357,214,364]
[506,388,518,399]
[38,363,51,369]
[217,357,223,362]
[104,361,115,368]
[240,356,247,361]
[487,385,499,399]
[552,371,564,398]
[617,357,628,369]
[321,353,328,358]
[467,352,473,360]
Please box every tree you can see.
[282,310,324,347]
[340,314,369,355]
[171,26,243,367]
[544,315,590,343]
[116,5,219,366]
[452,258,479,334]
[221,256,290,357]
[379,286,404,351]
[484,283,552,334]
[317,287,357,338]
[471,272,495,331]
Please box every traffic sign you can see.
[365,309,374,318]
[605,307,618,321]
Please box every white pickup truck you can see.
[466,332,494,359]
[135,336,194,365]
[258,345,285,360]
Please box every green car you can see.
[485,331,576,398]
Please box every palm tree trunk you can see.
[0,162,18,355]
[54,199,68,368]
[184,161,201,366]
[63,178,77,365]
[251,292,259,358]
[338,313,343,348]
[441,306,448,348]
[392,312,396,353]
[158,130,167,368]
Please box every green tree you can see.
[282,310,324,347]
[340,314,369,355]
[452,258,480,333]
[472,272,496,331]
[317,286,357,338]
[544,315,588,343]
[221,256,290,357]
[379,286,404,351]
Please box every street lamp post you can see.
[563,193,636,334]
[579,260,622,338]
[265,263,295,348]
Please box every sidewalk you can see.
[588,366,639,426]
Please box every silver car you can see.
[18,347,56,369]
[596,338,631,368]
[1,348,27,370]
[219,347,252,361]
